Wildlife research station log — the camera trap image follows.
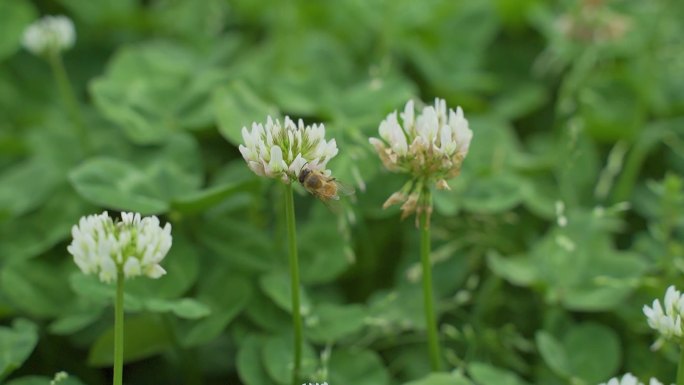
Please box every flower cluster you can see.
[239,116,338,183]
[599,373,668,385]
[369,98,472,219]
[22,15,75,56]
[67,212,172,283]
[302,383,328,385]
[643,285,684,348]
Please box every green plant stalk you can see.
[678,346,684,385]
[284,183,302,385]
[420,186,442,371]
[113,271,125,385]
[47,49,89,151]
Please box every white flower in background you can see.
[643,285,684,347]
[369,98,472,218]
[239,116,338,183]
[302,383,328,385]
[22,15,75,56]
[67,212,172,283]
[50,371,69,385]
[598,373,668,385]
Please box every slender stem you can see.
[47,50,90,152]
[283,182,302,385]
[678,346,684,385]
[113,271,125,385]
[420,186,442,371]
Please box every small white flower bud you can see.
[22,15,75,56]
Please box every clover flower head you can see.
[303,383,328,385]
[370,98,472,219]
[599,373,668,385]
[67,212,172,283]
[22,15,75,56]
[239,116,338,183]
[643,285,684,347]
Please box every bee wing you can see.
[333,180,356,197]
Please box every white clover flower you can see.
[598,373,669,385]
[239,116,338,183]
[643,285,684,347]
[67,212,172,283]
[370,98,472,219]
[22,15,75,56]
[370,98,472,185]
[302,383,328,385]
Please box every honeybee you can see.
[298,166,355,201]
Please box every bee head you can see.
[298,167,310,184]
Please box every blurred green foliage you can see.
[1,0,684,384]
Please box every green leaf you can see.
[0,185,92,263]
[69,157,169,214]
[236,336,278,385]
[171,179,259,214]
[213,80,279,146]
[461,174,525,213]
[305,303,366,343]
[49,305,106,335]
[403,373,474,385]
[0,0,36,61]
[144,298,211,319]
[487,252,538,287]
[535,331,570,378]
[0,319,38,380]
[261,334,317,385]
[298,205,353,284]
[259,271,312,315]
[180,272,252,347]
[0,158,63,221]
[563,323,620,384]
[1,260,74,318]
[327,349,390,385]
[69,134,202,214]
[90,41,228,144]
[69,273,143,311]
[88,314,173,366]
[469,362,530,385]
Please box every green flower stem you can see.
[678,345,684,385]
[47,50,89,151]
[113,271,125,385]
[420,186,442,371]
[284,182,303,385]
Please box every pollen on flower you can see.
[239,116,338,183]
[643,285,684,348]
[22,15,76,56]
[67,211,172,283]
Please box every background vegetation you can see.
[1,0,683,384]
